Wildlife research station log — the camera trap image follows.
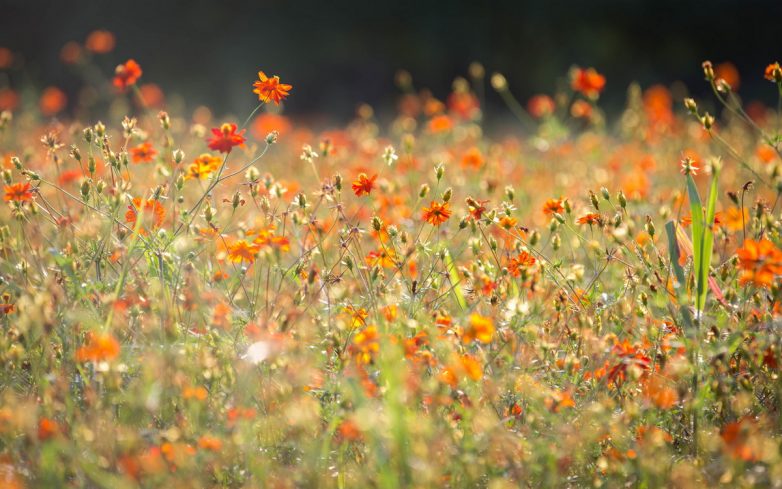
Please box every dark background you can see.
[1,0,781,123]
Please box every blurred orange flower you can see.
[85,30,116,54]
[130,142,157,163]
[76,332,120,362]
[113,59,142,91]
[571,67,605,97]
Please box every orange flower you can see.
[461,147,484,169]
[545,390,576,412]
[723,207,749,232]
[4,182,34,202]
[576,212,602,226]
[227,239,260,264]
[465,197,488,220]
[463,314,494,344]
[113,59,142,91]
[765,62,782,82]
[208,123,246,154]
[76,332,120,362]
[570,99,593,118]
[185,153,222,179]
[252,71,292,105]
[130,142,157,163]
[570,67,606,98]
[422,200,451,226]
[85,30,115,53]
[714,62,740,89]
[37,417,60,441]
[507,251,536,277]
[527,94,556,118]
[351,325,380,364]
[39,87,67,116]
[542,198,564,216]
[198,435,223,452]
[428,114,453,133]
[737,238,782,287]
[365,248,396,268]
[352,173,377,196]
[125,198,165,234]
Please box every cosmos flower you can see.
[113,59,142,91]
[422,200,451,226]
[4,182,34,202]
[252,71,292,104]
[351,173,377,197]
[208,123,246,153]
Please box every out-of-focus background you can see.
[1,0,780,123]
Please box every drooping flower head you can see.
[252,71,292,105]
[113,59,142,91]
[208,123,246,154]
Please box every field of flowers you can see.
[2,33,782,487]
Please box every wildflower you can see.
[226,239,260,264]
[198,435,223,452]
[378,145,397,167]
[463,314,494,344]
[125,198,166,234]
[130,142,157,163]
[422,200,452,226]
[85,30,115,53]
[242,341,271,364]
[542,198,564,216]
[37,417,60,441]
[39,87,67,116]
[428,114,453,133]
[76,332,120,362]
[4,182,33,202]
[461,147,484,169]
[570,67,606,98]
[185,153,221,180]
[300,144,318,162]
[527,94,555,118]
[351,173,377,196]
[351,325,380,364]
[252,71,292,104]
[545,390,576,412]
[465,197,488,220]
[113,59,142,91]
[366,248,396,268]
[208,123,246,153]
[765,62,782,83]
[576,212,602,226]
[737,238,782,287]
[507,251,536,277]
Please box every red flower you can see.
[352,173,377,196]
[252,71,292,105]
[208,123,246,154]
[4,182,34,202]
[571,67,606,98]
[113,59,142,91]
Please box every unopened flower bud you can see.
[172,149,184,164]
[419,184,430,199]
[266,131,279,144]
[442,187,452,203]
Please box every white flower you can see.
[382,145,398,166]
[242,341,271,364]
